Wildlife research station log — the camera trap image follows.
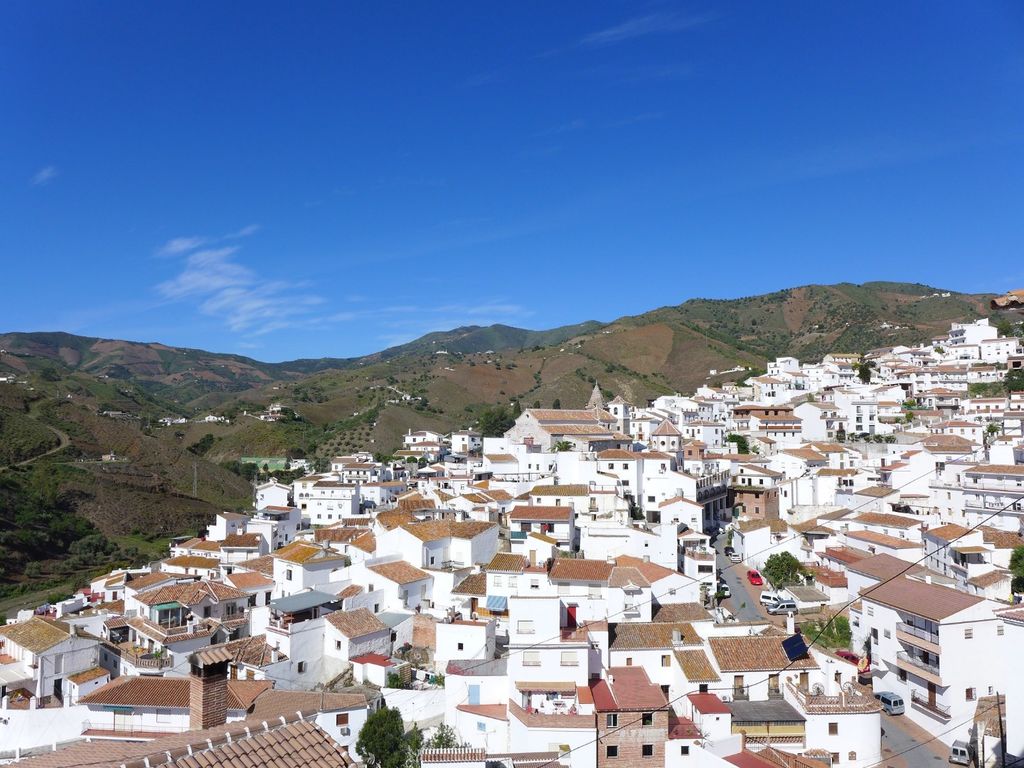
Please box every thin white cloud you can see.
[580,12,713,47]
[157,243,323,334]
[157,236,208,256]
[155,224,260,257]
[31,165,58,186]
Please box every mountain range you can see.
[0,281,997,596]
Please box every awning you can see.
[486,595,508,612]
[515,681,577,693]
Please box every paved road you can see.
[713,537,767,621]
[0,424,69,471]
[878,710,949,768]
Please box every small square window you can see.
[828,722,838,735]
[681,746,690,756]
[606,714,618,728]
[964,628,973,639]
[966,688,976,701]
[297,661,307,673]
[457,642,464,651]
[606,746,619,759]
[642,712,654,726]
[335,640,341,650]
[642,744,654,758]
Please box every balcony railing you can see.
[732,688,749,701]
[911,691,952,720]
[897,621,940,646]
[896,650,940,677]
[510,531,527,540]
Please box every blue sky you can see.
[3,2,1024,361]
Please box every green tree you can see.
[478,405,515,437]
[511,399,523,418]
[553,440,573,452]
[855,360,876,384]
[188,433,216,456]
[357,706,408,768]
[1005,368,1024,394]
[726,433,750,454]
[762,552,806,588]
[1010,546,1024,594]
[425,723,463,749]
[551,398,561,409]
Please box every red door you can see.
[566,605,578,629]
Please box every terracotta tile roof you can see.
[135,581,248,607]
[400,520,496,542]
[67,667,109,685]
[708,635,818,672]
[225,571,275,590]
[507,699,593,729]
[845,530,918,549]
[81,676,271,710]
[126,616,216,644]
[368,560,430,585]
[737,519,788,534]
[530,484,591,497]
[822,546,870,565]
[0,617,71,653]
[452,572,487,596]
[376,510,419,530]
[862,576,984,621]
[592,666,668,710]
[965,464,1024,476]
[925,523,970,542]
[350,530,377,553]
[325,607,388,638]
[674,649,721,682]
[236,554,275,576]
[967,569,1010,588]
[221,533,262,548]
[456,703,508,721]
[610,622,700,650]
[200,634,288,666]
[615,555,680,584]
[549,558,614,583]
[18,716,353,768]
[179,538,221,552]
[608,566,651,588]
[853,486,898,498]
[249,690,366,720]
[273,541,346,564]
[652,603,714,622]
[509,505,573,521]
[688,692,731,714]
[851,512,919,529]
[979,526,1024,549]
[487,553,528,573]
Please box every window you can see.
[866,605,874,616]
[828,722,838,735]
[606,714,618,727]
[661,655,671,667]
[561,651,577,666]
[509,576,517,588]
[477,721,487,733]
[493,575,503,587]
[606,746,619,759]
[286,568,293,581]
[964,628,973,639]
[457,642,464,651]
[831,754,840,765]
[518,620,535,634]
[883,629,891,639]
[681,746,690,756]
[997,625,1004,636]
[297,661,307,673]
[336,713,349,726]
[648,496,656,503]
[966,688,976,701]
[642,744,654,758]
[898,668,907,682]
[626,657,633,666]
[589,584,602,599]
[530,579,540,590]
[642,712,654,726]
[557,584,571,596]
[335,640,342,650]
[523,651,541,667]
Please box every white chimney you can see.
[786,612,795,635]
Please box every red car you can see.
[835,650,860,664]
[747,569,763,586]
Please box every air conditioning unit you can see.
[339,727,351,736]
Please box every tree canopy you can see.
[1011,546,1024,594]
[762,552,806,588]
[477,405,516,437]
[357,706,408,768]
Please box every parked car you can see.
[729,551,742,563]
[835,650,860,664]
[759,592,781,607]
[874,691,905,715]
[717,582,731,598]
[767,599,797,615]
[747,569,763,586]
[949,741,973,765]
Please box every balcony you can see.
[911,691,952,720]
[896,651,942,685]
[732,688,749,701]
[896,622,941,654]
[510,531,527,541]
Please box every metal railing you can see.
[911,691,951,719]
[897,622,940,646]
[897,650,940,677]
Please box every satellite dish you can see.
[811,683,825,695]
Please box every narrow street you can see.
[878,710,949,768]
[713,536,767,622]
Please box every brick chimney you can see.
[189,651,229,730]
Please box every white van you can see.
[949,741,972,765]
